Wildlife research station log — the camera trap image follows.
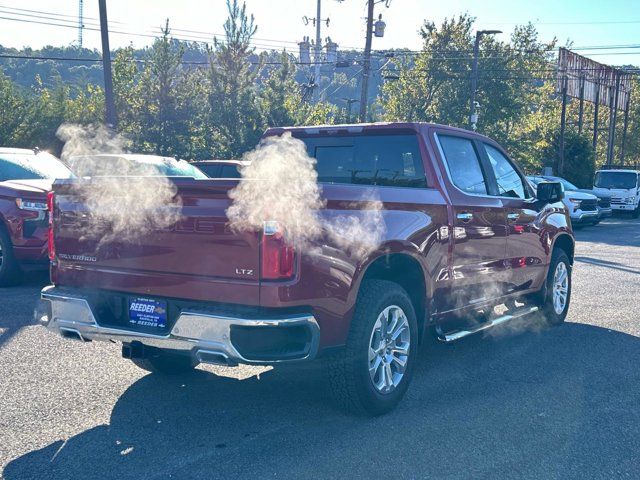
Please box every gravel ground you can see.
[1,216,639,479]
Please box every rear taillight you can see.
[261,221,295,280]
[47,191,55,261]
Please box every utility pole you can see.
[469,29,501,130]
[77,0,84,48]
[606,72,621,166]
[558,75,568,176]
[358,0,375,122]
[98,0,116,128]
[343,98,358,123]
[314,0,322,90]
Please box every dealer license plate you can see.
[128,297,167,328]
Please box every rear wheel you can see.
[536,250,572,326]
[324,280,418,416]
[131,349,195,375]
[0,228,21,287]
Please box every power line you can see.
[0,53,339,67]
[2,5,640,59]
[0,3,303,46]
[0,5,301,49]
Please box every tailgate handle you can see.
[456,212,473,222]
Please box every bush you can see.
[544,131,596,188]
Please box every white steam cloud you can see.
[56,123,182,246]
[227,133,386,258]
[226,132,324,246]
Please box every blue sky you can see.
[0,0,638,66]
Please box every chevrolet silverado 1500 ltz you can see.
[37,123,575,415]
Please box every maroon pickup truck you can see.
[38,123,574,415]
[0,148,73,285]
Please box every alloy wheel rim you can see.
[552,262,569,315]
[368,305,410,394]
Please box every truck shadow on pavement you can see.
[4,321,640,479]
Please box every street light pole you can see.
[469,29,501,130]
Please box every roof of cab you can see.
[264,121,496,143]
[0,148,39,155]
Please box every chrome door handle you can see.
[507,213,520,221]
[456,212,473,222]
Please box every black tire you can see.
[324,280,418,416]
[632,205,640,219]
[0,227,21,287]
[536,249,572,326]
[131,349,195,375]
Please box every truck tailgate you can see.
[52,178,261,305]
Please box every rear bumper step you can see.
[37,285,320,366]
[436,306,539,343]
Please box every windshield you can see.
[70,155,208,178]
[594,171,638,189]
[0,152,73,182]
[156,160,208,178]
[546,177,578,191]
[527,176,544,186]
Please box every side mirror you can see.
[536,181,564,204]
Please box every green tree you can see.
[138,21,191,157]
[0,69,26,144]
[207,0,263,158]
[259,52,339,127]
[544,130,596,187]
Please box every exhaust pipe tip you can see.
[195,349,236,367]
[59,327,88,342]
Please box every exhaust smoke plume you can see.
[57,124,182,245]
[227,132,386,258]
[226,132,324,246]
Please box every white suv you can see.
[528,176,599,227]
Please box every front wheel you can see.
[324,280,418,416]
[536,250,572,326]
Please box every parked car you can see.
[191,160,248,179]
[38,123,575,415]
[0,148,73,286]
[67,154,208,179]
[592,169,640,218]
[535,175,612,221]
[528,176,599,227]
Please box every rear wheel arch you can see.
[357,253,428,339]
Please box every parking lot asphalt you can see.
[1,216,639,480]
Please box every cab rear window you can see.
[300,134,427,187]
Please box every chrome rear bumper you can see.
[37,286,320,366]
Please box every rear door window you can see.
[437,135,488,195]
[220,165,241,178]
[302,134,427,187]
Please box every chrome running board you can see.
[436,306,539,343]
